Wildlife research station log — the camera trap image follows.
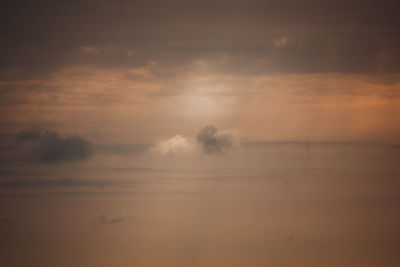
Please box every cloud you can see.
[15,129,42,142]
[151,135,193,156]
[196,126,238,154]
[2,0,400,81]
[95,215,124,225]
[151,126,239,156]
[15,129,93,163]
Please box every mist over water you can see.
[1,143,399,267]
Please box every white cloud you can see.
[151,135,193,156]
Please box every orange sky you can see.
[1,64,399,144]
[0,0,400,145]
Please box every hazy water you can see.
[1,143,399,267]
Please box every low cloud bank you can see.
[15,129,93,164]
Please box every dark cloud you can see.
[1,0,400,79]
[95,215,124,225]
[15,129,42,142]
[196,126,237,154]
[15,129,92,164]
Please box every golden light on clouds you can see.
[1,63,399,143]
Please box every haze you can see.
[0,1,399,266]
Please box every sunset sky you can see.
[0,1,399,267]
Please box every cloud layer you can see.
[15,129,93,164]
[1,0,400,80]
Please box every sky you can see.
[0,1,400,267]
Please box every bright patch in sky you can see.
[152,135,193,156]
